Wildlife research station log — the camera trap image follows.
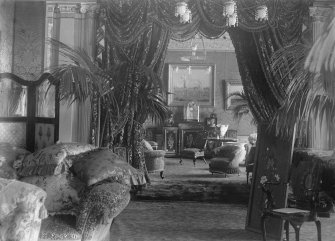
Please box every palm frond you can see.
[46,39,114,104]
[227,91,256,124]
[305,16,335,73]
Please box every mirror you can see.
[0,78,27,117]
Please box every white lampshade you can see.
[223,0,236,17]
[175,2,187,17]
[255,5,268,21]
[227,13,238,27]
[181,8,192,23]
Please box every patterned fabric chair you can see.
[142,140,166,179]
[0,178,48,241]
[209,143,246,176]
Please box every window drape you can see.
[94,0,310,174]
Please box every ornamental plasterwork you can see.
[47,2,97,14]
[309,6,334,22]
[168,32,235,51]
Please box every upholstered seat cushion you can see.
[209,157,241,174]
[147,141,158,149]
[39,215,81,241]
[15,143,97,177]
[16,144,68,177]
[59,142,97,156]
[71,149,147,187]
[20,173,85,216]
[180,148,204,158]
[144,150,166,158]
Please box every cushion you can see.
[209,157,241,174]
[144,150,166,158]
[58,142,97,156]
[181,148,204,159]
[71,149,147,187]
[20,173,85,215]
[211,143,246,159]
[16,143,97,177]
[0,143,30,179]
[142,140,154,151]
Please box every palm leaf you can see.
[227,91,255,124]
[46,38,115,104]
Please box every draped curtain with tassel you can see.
[94,0,310,175]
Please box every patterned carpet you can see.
[110,201,264,241]
[110,158,335,241]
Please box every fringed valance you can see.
[98,0,309,43]
[96,0,311,123]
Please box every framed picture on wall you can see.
[168,64,215,106]
[225,80,244,110]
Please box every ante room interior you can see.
[1,0,335,241]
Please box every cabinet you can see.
[178,122,205,155]
[163,127,178,156]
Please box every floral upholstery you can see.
[0,178,48,241]
[16,144,68,177]
[58,142,97,156]
[39,215,81,241]
[0,142,30,179]
[20,172,85,216]
[76,182,131,240]
[71,149,147,187]
[15,143,97,177]
[1,143,133,241]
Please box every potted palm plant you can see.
[47,39,169,179]
[227,90,256,125]
[270,14,335,147]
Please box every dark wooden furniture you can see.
[162,126,178,157]
[0,73,59,152]
[261,160,323,241]
[178,122,207,166]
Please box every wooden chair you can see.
[261,163,323,241]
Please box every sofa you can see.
[0,177,48,241]
[0,142,147,241]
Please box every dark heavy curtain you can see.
[94,0,310,173]
[94,1,171,180]
[228,1,309,123]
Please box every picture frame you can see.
[225,80,244,110]
[205,117,217,128]
[168,64,215,106]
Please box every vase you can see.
[219,125,229,138]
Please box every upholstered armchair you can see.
[209,143,246,176]
[142,139,166,179]
[0,178,48,241]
